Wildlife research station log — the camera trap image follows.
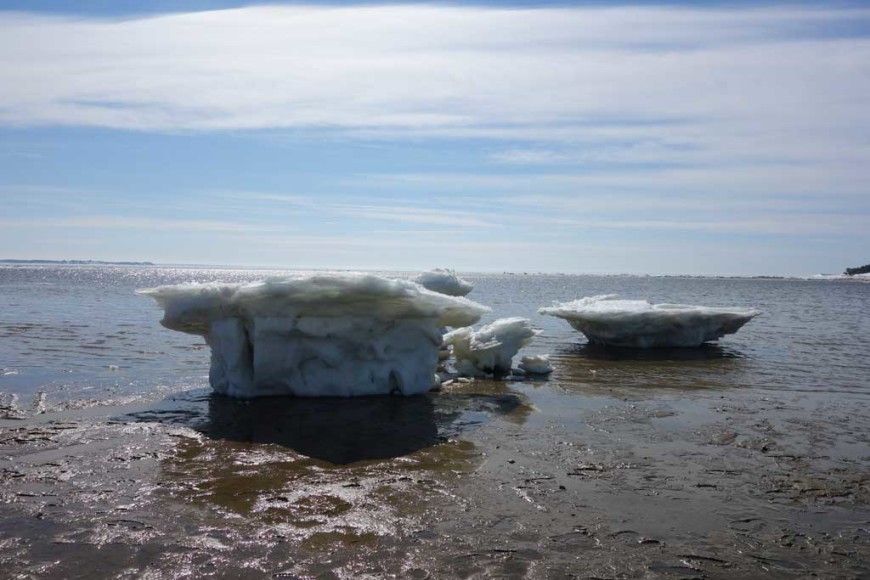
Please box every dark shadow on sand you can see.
[128,389,527,465]
[206,395,439,464]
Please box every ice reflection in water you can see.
[199,391,527,464]
[545,342,752,393]
[569,342,745,361]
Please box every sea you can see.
[1,264,869,578]
[2,264,868,404]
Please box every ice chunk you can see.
[139,273,489,398]
[0,392,24,420]
[445,317,541,377]
[539,294,760,348]
[413,268,474,297]
[519,354,553,375]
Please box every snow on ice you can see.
[540,294,759,348]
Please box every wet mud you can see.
[2,379,869,579]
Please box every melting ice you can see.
[444,317,541,377]
[139,274,489,398]
[539,294,760,348]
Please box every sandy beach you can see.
[3,375,869,579]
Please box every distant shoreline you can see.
[0,259,155,266]
[2,260,868,281]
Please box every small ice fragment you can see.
[108,365,120,371]
[540,295,760,348]
[519,354,553,375]
[453,358,487,378]
[33,392,47,415]
[0,392,24,420]
[413,268,474,297]
[445,317,541,378]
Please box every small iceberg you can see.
[413,268,474,297]
[139,274,489,398]
[539,294,760,348]
[444,317,541,377]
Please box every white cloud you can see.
[2,5,868,195]
[328,202,500,228]
[491,149,572,165]
[531,215,867,236]
[357,163,869,197]
[0,6,868,140]
[209,190,315,205]
[0,215,279,233]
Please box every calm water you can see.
[1,265,869,405]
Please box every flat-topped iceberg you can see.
[539,294,760,348]
[445,317,541,377]
[139,274,489,398]
[413,268,474,297]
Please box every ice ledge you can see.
[540,294,760,348]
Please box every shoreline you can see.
[3,261,869,284]
[2,379,869,577]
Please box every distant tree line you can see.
[844,263,870,276]
[0,259,155,266]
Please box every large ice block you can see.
[139,274,489,398]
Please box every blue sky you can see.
[1,2,868,275]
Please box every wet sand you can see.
[2,375,869,579]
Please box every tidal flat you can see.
[1,266,869,578]
[2,380,869,578]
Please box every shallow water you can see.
[1,265,869,578]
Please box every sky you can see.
[0,1,868,275]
